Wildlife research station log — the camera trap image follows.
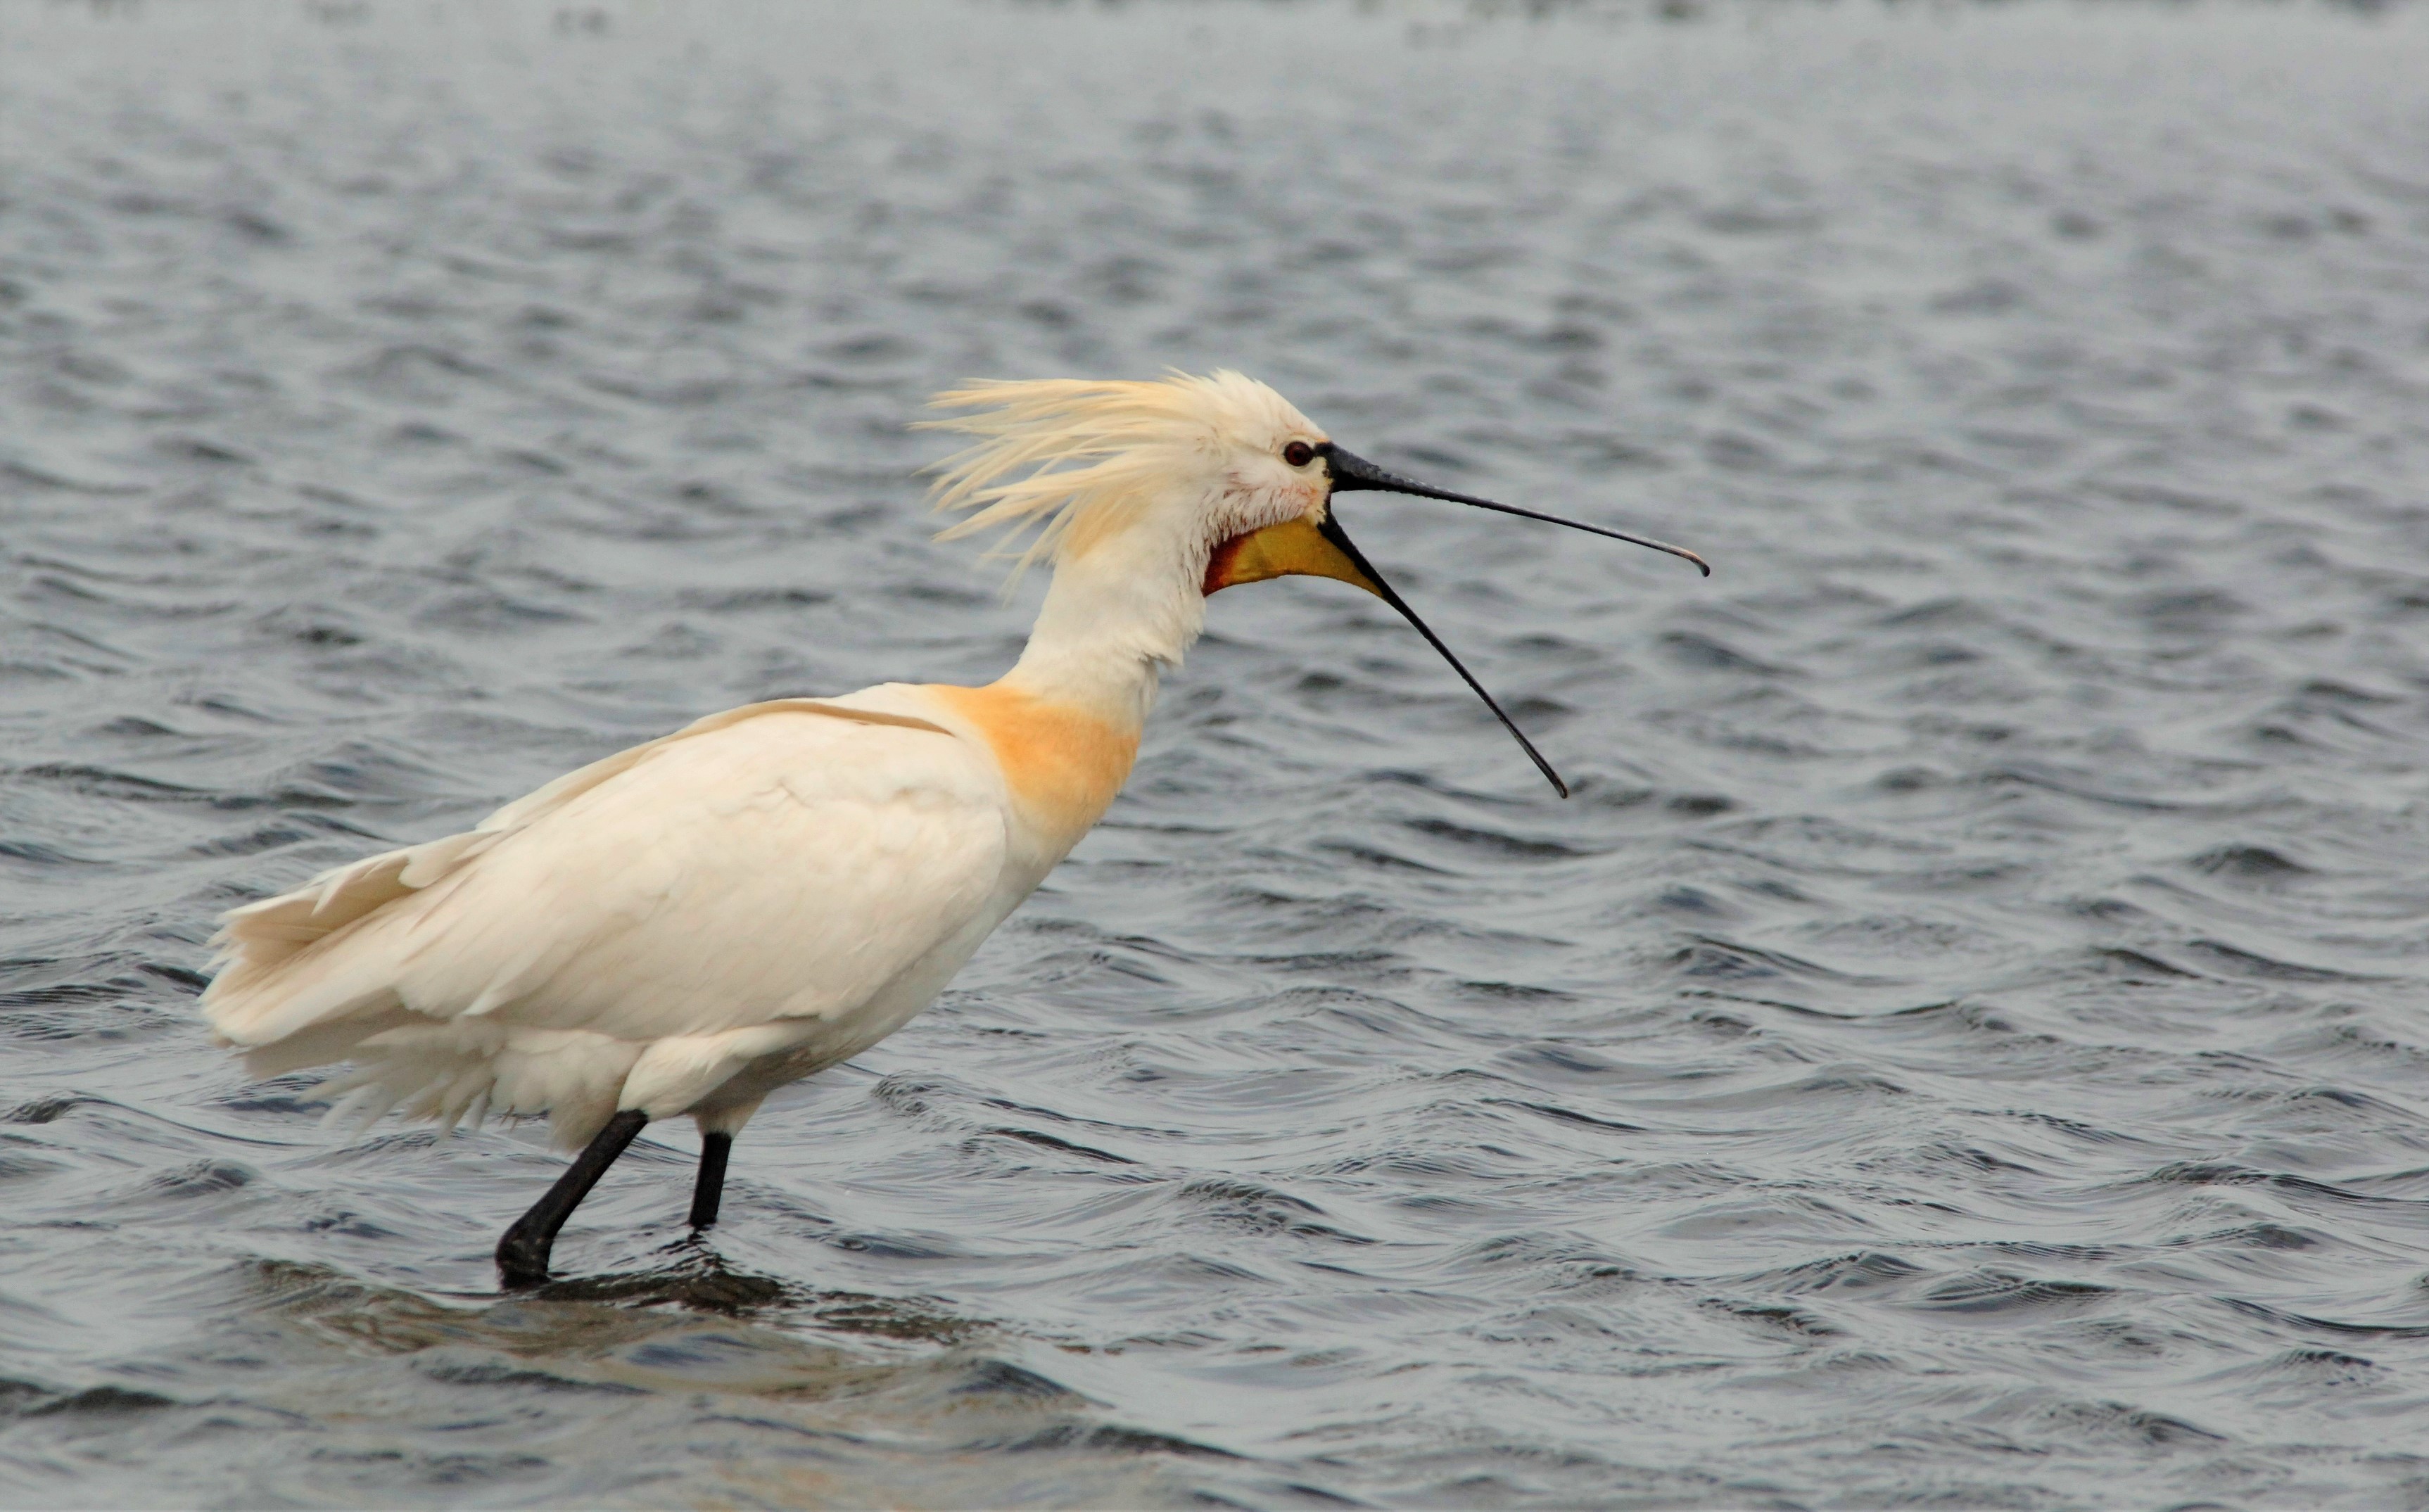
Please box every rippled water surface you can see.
[6,0,2429,1504]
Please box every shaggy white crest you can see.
[921,369,1325,576]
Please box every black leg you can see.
[496,1109,647,1288]
[689,1131,732,1229]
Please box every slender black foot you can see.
[689,1131,732,1229]
[496,1109,648,1289]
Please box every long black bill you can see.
[1322,444,1709,577]
[1314,508,1573,799]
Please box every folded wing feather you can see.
[201,699,1008,1145]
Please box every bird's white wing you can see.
[203,699,1009,1057]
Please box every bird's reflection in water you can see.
[520,1239,804,1315]
[243,1252,993,1388]
[220,1258,1214,1506]
[524,1240,987,1344]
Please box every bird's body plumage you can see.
[203,680,1136,1150]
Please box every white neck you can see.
[997,529,1207,728]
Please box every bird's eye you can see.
[1282,441,1316,468]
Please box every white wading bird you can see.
[201,371,1705,1287]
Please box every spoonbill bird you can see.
[200,371,1706,1287]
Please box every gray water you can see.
[4,0,2429,1505]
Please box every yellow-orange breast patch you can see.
[926,683,1140,843]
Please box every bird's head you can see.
[922,370,1705,796]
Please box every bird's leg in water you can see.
[689,1132,731,1228]
[495,1109,648,1288]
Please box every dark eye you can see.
[1282,441,1316,468]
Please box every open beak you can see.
[1203,443,1707,799]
